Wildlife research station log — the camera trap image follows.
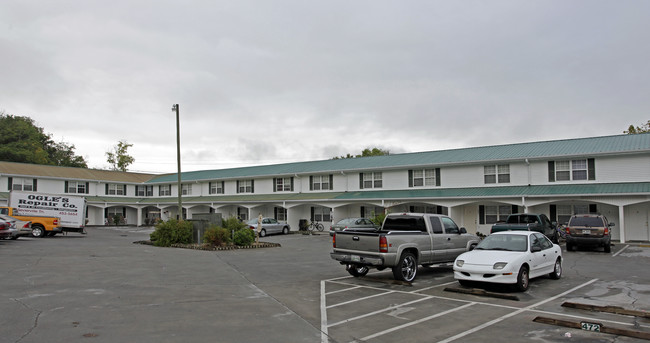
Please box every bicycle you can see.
[556,223,567,241]
[308,220,325,232]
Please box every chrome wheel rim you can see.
[402,255,417,281]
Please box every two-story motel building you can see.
[1,133,649,243]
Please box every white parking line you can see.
[612,244,630,257]
[327,291,395,309]
[321,276,605,343]
[435,278,599,343]
[325,285,362,295]
[360,302,477,341]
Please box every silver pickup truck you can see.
[331,213,479,282]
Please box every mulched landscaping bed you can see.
[134,240,281,250]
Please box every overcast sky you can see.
[2,1,649,173]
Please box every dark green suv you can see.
[565,214,614,253]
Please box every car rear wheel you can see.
[392,252,417,282]
[282,227,289,235]
[259,229,266,237]
[32,225,46,238]
[566,242,575,252]
[549,257,562,279]
[515,265,529,292]
[604,243,611,253]
[347,264,369,277]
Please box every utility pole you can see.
[172,104,182,220]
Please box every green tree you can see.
[0,112,88,167]
[624,120,650,134]
[106,140,135,172]
[333,147,390,159]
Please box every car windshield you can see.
[475,234,528,252]
[506,215,538,224]
[569,217,604,227]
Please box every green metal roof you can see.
[4,182,644,206]
[146,133,650,184]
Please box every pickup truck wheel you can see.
[32,225,46,238]
[549,257,562,280]
[515,265,529,292]
[347,265,369,277]
[392,252,417,282]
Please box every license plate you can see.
[351,255,361,262]
[582,230,591,235]
[581,322,601,332]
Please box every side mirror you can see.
[531,246,542,253]
[609,223,615,227]
[459,227,467,234]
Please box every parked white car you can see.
[453,231,562,291]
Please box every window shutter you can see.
[310,207,315,221]
[65,181,69,193]
[123,184,127,196]
[274,207,278,219]
[7,177,12,190]
[85,182,89,194]
[359,174,364,189]
[588,158,595,180]
[273,178,277,192]
[329,174,333,190]
[479,205,485,225]
[512,205,519,214]
[309,176,313,191]
[549,204,557,222]
[408,170,413,187]
[105,184,109,195]
[122,207,127,217]
[251,180,254,193]
[290,177,294,192]
[360,206,365,218]
[548,161,555,182]
[435,168,441,186]
[33,179,38,192]
[236,181,240,194]
[589,204,598,214]
[104,208,108,218]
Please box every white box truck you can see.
[9,191,87,233]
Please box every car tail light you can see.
[566,227,570,235]
[54,219,59,226]
[23,223,30,228]
[0,222,7,230]
[332,234,336,248]
[379,235,388,253]
[604,227,609,236]
[249,226,255,230]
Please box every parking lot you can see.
[1,228,649,342]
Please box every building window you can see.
[310,175,332,191]
[237,180,253,194]
[275,207,287,221]
[9,177,36,191]
[360,172,382,189]
[484,165,510,184]
[312,207,332,222]
[181,184,192,195]
[274,177,293,192]
[66,181,88,194]
[549,159,594,182]
[136,185,153,197]
[159,184,171,196]
[209,181,224,194]
[480,205,514,225]
[409,168,440,187]
[106,183,126,195]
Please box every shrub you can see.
[223,216,247,231]
[233,228,255,246]
[150,219,193,247]
[203,226,231,246]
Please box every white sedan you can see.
[453,231,562,291]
